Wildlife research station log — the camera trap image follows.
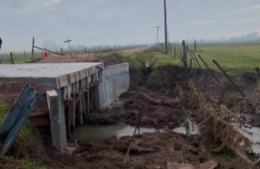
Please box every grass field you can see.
[0,51,44,64]
[1,42,260,75]
[118,42,260,75]
[195,42,260,75]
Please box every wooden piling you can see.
[69,93,76,132]
[76,92,83,125]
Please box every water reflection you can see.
[236,125,260,154]
[70,123,156,141]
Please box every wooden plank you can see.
[75,72,80,91]
[57,75,68,88]
[62,87,66,99]
[87,89,90,115]
[82,91,87,120]
[90,86,94,112]
[78,94,83,125]
[65,107,71,138]
[68,73,77,83]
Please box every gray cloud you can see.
[0,0,260,53]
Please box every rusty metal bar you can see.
[213,59,245,97]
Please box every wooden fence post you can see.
[24,50,26,62]
[194,41,197,52]
[173,43,176,57]
[182,40,187,67]
[31,37,35,61]
[10,52,14,64]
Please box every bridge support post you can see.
[46,89,67,151]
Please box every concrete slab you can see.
[0,63,104,88]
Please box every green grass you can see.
[113,42,260,75]
[0,103,44,168]
[22,156,45,169]
[0,52,43,64]
[114,49,182,69]
[188,42,260,75]
[215,149,237,161]
[0,104,41,146]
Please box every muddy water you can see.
[69,123,156,141]
[70,121,200,142]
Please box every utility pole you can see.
[156,26,160,44]
[64,38,72,55]
[168,32,170,43]
[164,0,168,54]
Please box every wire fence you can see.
[171,40,260,128]
[0,44,149,64]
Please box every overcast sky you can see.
[1,0,260,52]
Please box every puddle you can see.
[70,120,200,142]
[69,123,156,141]
[173,120,199,135]
[235,125,260,154]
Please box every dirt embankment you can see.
[35,46,148,65]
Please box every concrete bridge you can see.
[0,62,130,151]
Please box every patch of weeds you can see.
[181,118,190,135]
[0,103,10,123]
[112,52,141,69]
[20,122,42,147]
[202,157,209,163]
[185,91,195,106]
[0,103,42,150]
[222,97,240,108]
[146,70,166,90]
[213,148,237,161]
[22,156,43,169]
